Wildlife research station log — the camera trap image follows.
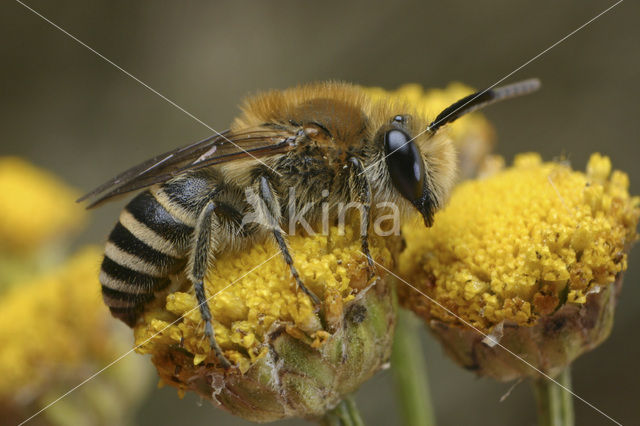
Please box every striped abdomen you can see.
[100,190,193,326]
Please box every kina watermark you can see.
[242,187,401,237]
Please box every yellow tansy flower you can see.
[0,248,106,397]
[398,153,639,380]
[0,157,85,253]
[0,247,152,425]
[0,156,152,424]
[134,225,395,422]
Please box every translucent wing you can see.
[78,128,296,208]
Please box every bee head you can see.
[380,114,455,227]
[378,79,541,227]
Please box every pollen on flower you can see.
[0,157,85,253]
[398,153,640,332]
[134,225,393,373]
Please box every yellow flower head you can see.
[0,157,85,253]
[133,226,395,421]
[0,247,151,423]
[0,248,107,396]
[136,226,393,370]
[396,153,639,380]
[399,153,639,332]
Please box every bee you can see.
[80,79,540,368]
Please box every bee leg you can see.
[348,157,375,276]
[190,200,231,369]
[255,174,321,306]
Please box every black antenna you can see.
[427,78,541,133]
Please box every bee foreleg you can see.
[255,174,321,306]
[348,157,375,276]
[190,200,231,369]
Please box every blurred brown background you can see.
[2,1,639,425]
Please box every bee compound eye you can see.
[384,129,425,202]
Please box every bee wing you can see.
[79,129,296,208]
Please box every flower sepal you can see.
[428,278,619,381]
[142,254,396,423]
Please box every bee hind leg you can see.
[255,174,321,306]
[190,200,231,369]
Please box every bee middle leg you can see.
[189,200,231,369]
[254,173,321,306]
[347,157,375,275]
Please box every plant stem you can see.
[391,308,436,426]
[532,367,575,426]
[321,394,364,426]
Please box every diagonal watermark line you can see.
[368,255,623,426]
[360,0,624,177]
[17,251,281,426]
[15,0,280,176]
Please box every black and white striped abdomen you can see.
[100,190,193,326]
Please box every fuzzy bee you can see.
[80,79,540,368]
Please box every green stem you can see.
[321,394,364,426]
[391,308,436,426]
[532,367,575,426]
